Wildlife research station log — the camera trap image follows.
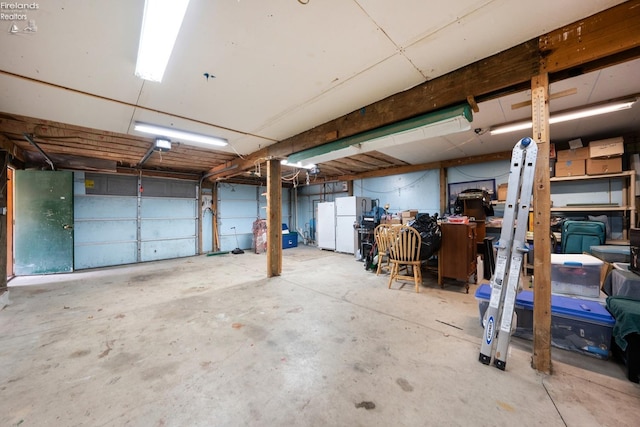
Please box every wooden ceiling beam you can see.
[209,1,640,181]
[0,133,25,162]
[540,0,640,73]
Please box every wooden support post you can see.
[266,159,282,277]
[439,167,447,215]
[0,152,8,295]
[212,183,219,252]
[531,73,552,374]
[211,183,217,252]
[197,184,203,255]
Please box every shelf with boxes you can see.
[554,137,624,177]
[551,136,635,243]
[550,170,635,243]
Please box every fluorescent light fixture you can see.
[489,121,532,135]
[154,138,171,152]
[280,159,317,169]
[134,122,228,147]
[135,0,190,82]
[286,104,472,165]
[490,97,637,135]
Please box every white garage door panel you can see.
[74,178,139,269]
[140,218,196,240]
[75,196,137,218]
[140,197,196,218]
[75,242,138,269]
[74,219,137,244]
[141,238,196,262]
[139,194,197,261]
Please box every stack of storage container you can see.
[475,253,616,359]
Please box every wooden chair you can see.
[374,224,394,275]
[387,225,423,292]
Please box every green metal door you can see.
[14,170,73,275]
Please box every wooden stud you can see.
[212,183,219,252]
[439,167,447,215]
[510,88,578,110]
[531,73,552,374]
[466,95,480,113]
[266,159,282,277]
[0,152,7,293]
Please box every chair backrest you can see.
[374,224,394,255]
[388,225,421,262]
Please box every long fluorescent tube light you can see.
[281,160,317,169]
[134,122,228,147]
[286,104,472,165]
[490,98,637,135]
[135,0,190,82]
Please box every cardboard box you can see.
[586,157,622,175]
[401,209,418,218]
[557,147,589,162]
[382,218,401,224]
[401,217,415,225]
[589,137,624,158]
[497,183,508,201]
[462,199,485,220]
[555,159,585,177]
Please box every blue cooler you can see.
[282,224,298,249]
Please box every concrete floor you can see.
[1,245,638,426]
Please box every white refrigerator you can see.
[335,196,370,254]
[317,201,336,250]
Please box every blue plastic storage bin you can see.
[475,284,615,359]
[282,232,298,249]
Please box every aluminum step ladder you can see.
[479,137,538,370]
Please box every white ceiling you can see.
[0,0,637,172]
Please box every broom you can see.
[231,227,244,254]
